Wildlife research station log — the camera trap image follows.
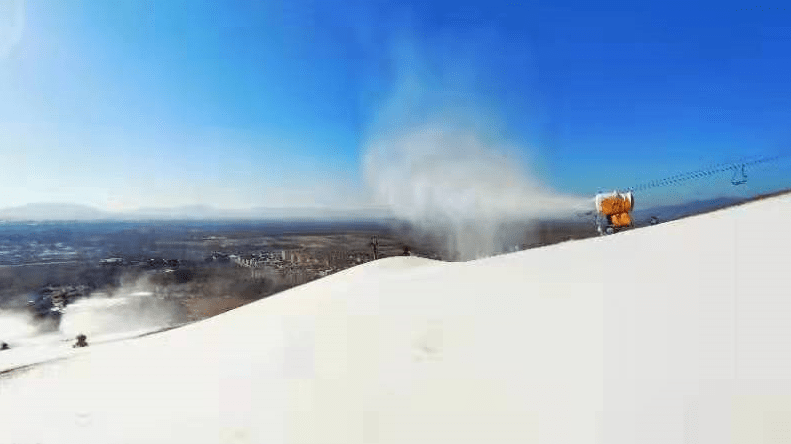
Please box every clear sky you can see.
[1,0,789,212]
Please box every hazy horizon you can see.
[0,201,396,222]
[0,191,769,223]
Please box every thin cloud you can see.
[0,0,25,59]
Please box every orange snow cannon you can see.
[598,195,633,216]
[595,191,634,234]
[609,212,632,227]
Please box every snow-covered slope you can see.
[2,193,790,444]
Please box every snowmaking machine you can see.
[595,190,634,235]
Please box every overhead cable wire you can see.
[619,153,789,193]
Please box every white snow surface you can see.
[2,193,791,443]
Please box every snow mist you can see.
[0,277,185,350]
[0,310,37,343]
[58,289,182,340]
[362,43,588,260]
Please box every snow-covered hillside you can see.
[1,193,790,444]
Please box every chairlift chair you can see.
[731,164,747,186]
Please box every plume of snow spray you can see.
[58,276,184,339]
[58,291,178,339]
[362,41,589,260]
[0,275,185,351]
[0,309,37,342]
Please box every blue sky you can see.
[1,0,789,212]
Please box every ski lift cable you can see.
[620,153,789,193]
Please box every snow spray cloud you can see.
[0,309,37,343]
[58,275,185,340]
[362,39,589,260]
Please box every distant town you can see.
[0,221,446,325]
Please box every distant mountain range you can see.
[0,203,111,221]
[0,193,783,223]
[0,203,393,222]
[632,196,747,225]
